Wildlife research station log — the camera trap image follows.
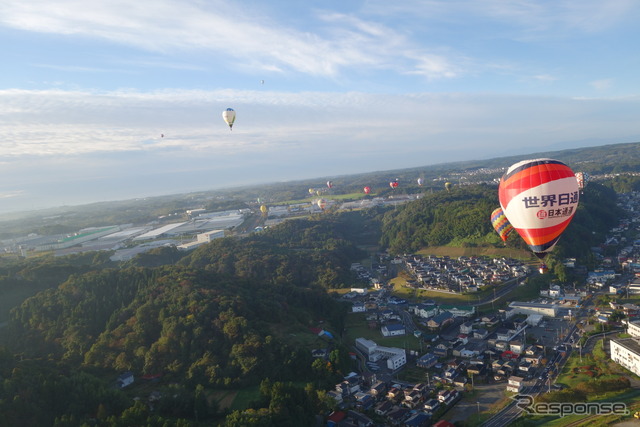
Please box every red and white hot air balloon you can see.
[498,158,579,265]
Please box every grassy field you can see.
[416,246,533,260]
[556,338,630,390]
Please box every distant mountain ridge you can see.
[1,141,639,236]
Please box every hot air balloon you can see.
[575,172,591,191]
[575,172,585,191]
[417,178,424,186]
[491,207,514,242]
[327,181,333,189]
[222,108,236,130]
[498,158,579,265]
[445,182,452,192]
[389,181,399,189]
[308,188,315,195]
[317,199,327,211]
[363,186,371,194]
[260,205,268,216]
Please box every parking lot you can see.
[526,317,573,347]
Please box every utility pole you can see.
[579,342,582,362]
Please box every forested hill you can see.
[380,185,500,254]
[1,214,376,426]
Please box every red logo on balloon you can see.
[537,210,547,219]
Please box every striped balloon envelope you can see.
[490,207,514,242]
[498,158,579,259]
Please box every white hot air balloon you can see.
[222,108,236,130]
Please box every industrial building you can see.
[611,338,640,377]
[506,301,558,318]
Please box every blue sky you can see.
[1,0,640,214]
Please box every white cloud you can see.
[531,74,558,82]
[0,0,468,80]
[590,79,613,91]
[2,88,640,159]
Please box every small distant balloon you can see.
[539,263,548,274]
[327,180,333,189]
[261,80,264,85]
[222,108,236,130]
[308,188,315,195]
[417,178,424,186]
[445,182,452,192]
[575,172,590,191]
[317,199,327,211]
[260,205,268,215]
[161,134,164,138]
[363,186,371,194]
[389,180,399,189]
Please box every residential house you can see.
[506,375,524,393]
[438,389,459,405]
[386,407,410,425]
[387,386,403,401]
[427,311,454,330]
[509,340,525,355]
[467,363,485,376]
[404,388,422,406]
[518,361,532,377]
[352,302,366,312]
[433,342,450,357]
[416,353,438,369]
[404,412,431,427]
[413,383,429,394]
[374,400,395,416]
[423,398,440,412]
[496,328,512,342]
[327,411,346,427]
[117,371,134,388]
[336,377,360,397]
[382,323,406,337]
[345,410,374,427]
[460,321,474,334]
[327,390,343,404]
[355,392,375,411]
[453,377,468,388]
[473,328,489,339]
[481,315,500,327]
[370,381,388,399]
[413,302,438,318]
